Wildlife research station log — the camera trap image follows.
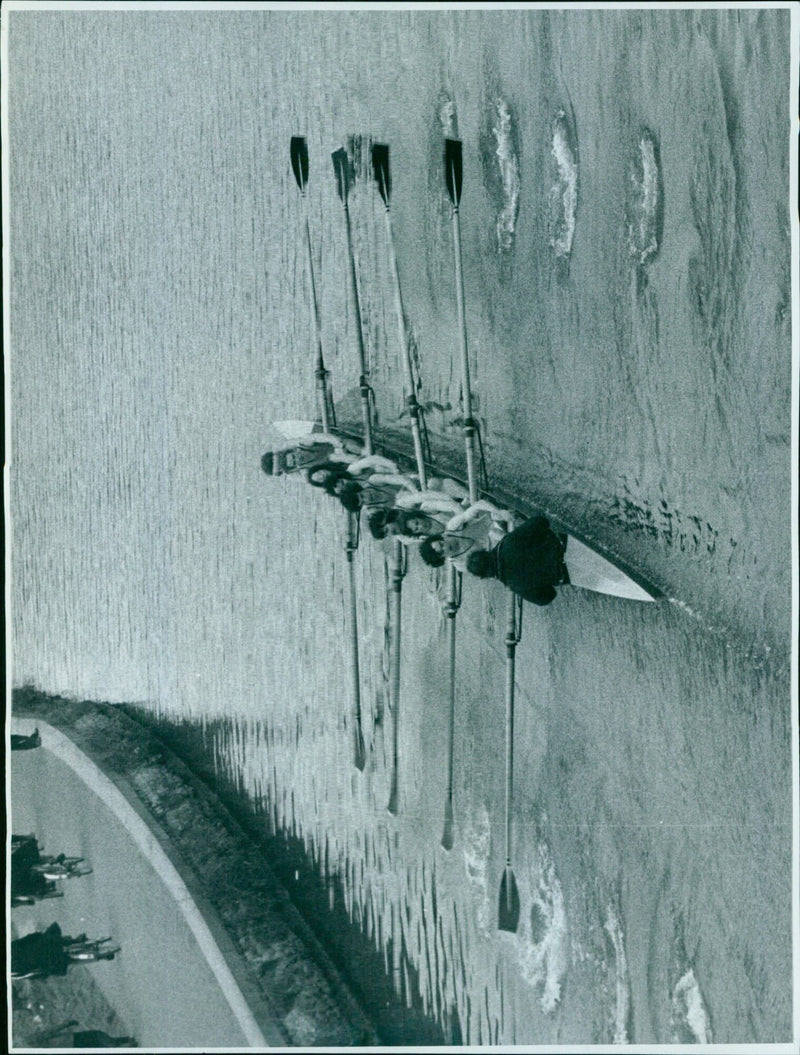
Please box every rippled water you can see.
[8,8,795,1045]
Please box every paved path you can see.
[10,717,270,1049]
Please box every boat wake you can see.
[491,98,520,254]
[626,130,663,266]
[548,110,578,259]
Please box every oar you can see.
[332,147,373,453]
[440,568,461,850]
[440,140,481,849]
[444,138,478,504]
[386,537,406,815]
[371,143,426,818]
[346,510,367,771]
[290,136,332,431]
[498,592,523,932]
[372,143,427,489]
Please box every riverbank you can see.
[11,967,132,1049]
[11,688,386,1048]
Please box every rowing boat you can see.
[276,133,661,935]
[268,418,662,603]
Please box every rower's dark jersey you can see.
[491,516,567,606]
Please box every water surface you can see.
[9,8,794,1045]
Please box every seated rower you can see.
[368,489,468,545]
[394,488,468,519]
[307,455,420,514]
[261,432,358,477]
[419,500,516,572]
[367,507,444,544]
[309,456,470,519]
[464,514,569,606]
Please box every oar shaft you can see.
[383,208,427,489]
[302,209,330,432]
[451,207,478,503]
[346,515,364,766]
[342,201,373,453]
[388,538,404,814]
[445,592,457,804]
[504,591,518,864]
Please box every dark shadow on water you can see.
[127,710,453,1048]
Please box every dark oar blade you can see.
[290,136,309,192]
[441,800,454,851]
[354,725,366,772]
[372,143,391,206]
[387,772,399,816]
[331,147,352,203]
[498,866,520,932]
[444,138,463,207]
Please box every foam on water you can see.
[603,903,630,1043]
[461,804,493,938]
[439,98,457,139]
[670,968,713,1044]
[627,131,662,265]
[491,99,520,253]
[514,841,568,1015]
[548,111,578,258]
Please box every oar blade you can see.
[387,772,399,816]
[353,725,366,772]
[444,138,463,207]
[331,147,353,203]
[441,801,455,851]
[498,866,520,933]
[290,136,309,192]
[372,143,391,206]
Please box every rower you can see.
[261,433,357,477]
[367,488,468,545]
[419,500,516,572]
[465,514,570,607]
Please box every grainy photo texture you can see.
[5,3,798,1050]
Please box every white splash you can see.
[462,804,492,937]
[515,842,568,1014]
[439,99,457,139]
[492,99,520,253]
[603,903,630,1043]
[548,111,578,258]
[628,133,661,265]
[671,968,713,1044]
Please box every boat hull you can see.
[269,419,662,602]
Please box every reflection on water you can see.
[174,532,790,1045]
[9,7,793,1045]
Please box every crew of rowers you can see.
[262,433,570,606]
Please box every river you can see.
[8,7,796,1046]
